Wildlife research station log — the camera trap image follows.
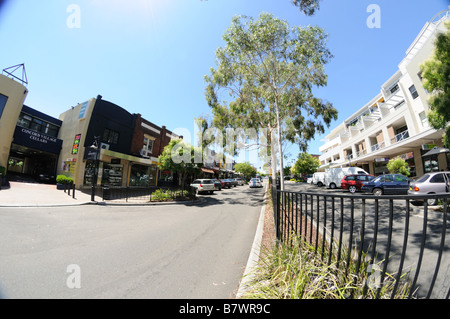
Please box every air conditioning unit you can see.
[100,143,110,150]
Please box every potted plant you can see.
[56,175,73,190]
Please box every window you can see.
[409,85,419,99]
[345,176,355,181]
[430,174,445,183]
[143,136,154,154]
[103,128,119,144]
[0,93,8,118]
[389,83,399,94]
[395,175,408,182]
[16,112,60,137]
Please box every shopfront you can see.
[7,106,62,181]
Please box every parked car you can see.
[323,167,369,189]
[341,174,375,193]
[408,171,450,205]
[229,179,238,187]
[234,178,245,186]
[190,179,215,194]
[249,178,263,188]
[360,174,411,195]
[220,179,233,189]
[211,179,222,191]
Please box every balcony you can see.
[371,141,385,152]
[391,130,409,144]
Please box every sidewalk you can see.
[0,182,100,207]
[0,182,201,207]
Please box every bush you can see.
[56,175,74,185]
[151,189,172,201]
[0,166,5,177]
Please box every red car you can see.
[341,174,375,193]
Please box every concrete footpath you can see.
[0,181,101,207]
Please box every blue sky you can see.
[0,0,448,169]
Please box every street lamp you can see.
[90,136,100,202]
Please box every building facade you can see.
[57,95,179,188]
[0,72,29,178]
[319,11,449,177]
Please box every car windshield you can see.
[202,180,212,184]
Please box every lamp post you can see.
[90,136,100,202]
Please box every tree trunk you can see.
[274,103,285,191]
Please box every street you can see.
[0,185,265,299]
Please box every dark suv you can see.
[341,174,375,193]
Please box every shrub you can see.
[0,166,5,176]
[151,189,172,201]
[56,175,74,185]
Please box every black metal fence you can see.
[100,186,196,203]
[271,183,450,299]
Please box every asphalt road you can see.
[0,185,265,299]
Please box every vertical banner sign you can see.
[78,101,89,119]
[72,134,82,155]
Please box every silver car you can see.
[408,171,450,205]
[249,178,262,188]
[190,179,216,194]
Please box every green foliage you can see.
[204,12,337,187]
[291,0,322,15]
[158,139,202,175]
[421,22,450,147]
[291,152,320,176]
[234,162,257,180]
[151,189,172,202]
[241,236,412,299]
[387,157,410,176]
[0,166,5,176]
[56,175,74,185]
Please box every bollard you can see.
[72,184,76,199]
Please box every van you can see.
[323,167,369,189]
[312,172,326,187]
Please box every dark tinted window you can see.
[346,176,355,181]
[430,174,445,183]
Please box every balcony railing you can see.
[391,130,409,144]
[371,141,385,152]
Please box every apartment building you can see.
[319,10,449,177]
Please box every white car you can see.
[249,178,262,188]
[234,178,245,186]
[190,179,215,194]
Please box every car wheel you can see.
[329,183,336,189]
[348,185,357,193]
[373,188,383,196]
[317,182,323,187]
[427,195,437,206]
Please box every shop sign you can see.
[13,126,62,154]
[72,134,82,155]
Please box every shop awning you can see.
[100,149,158,165]
[201,168,215,174]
